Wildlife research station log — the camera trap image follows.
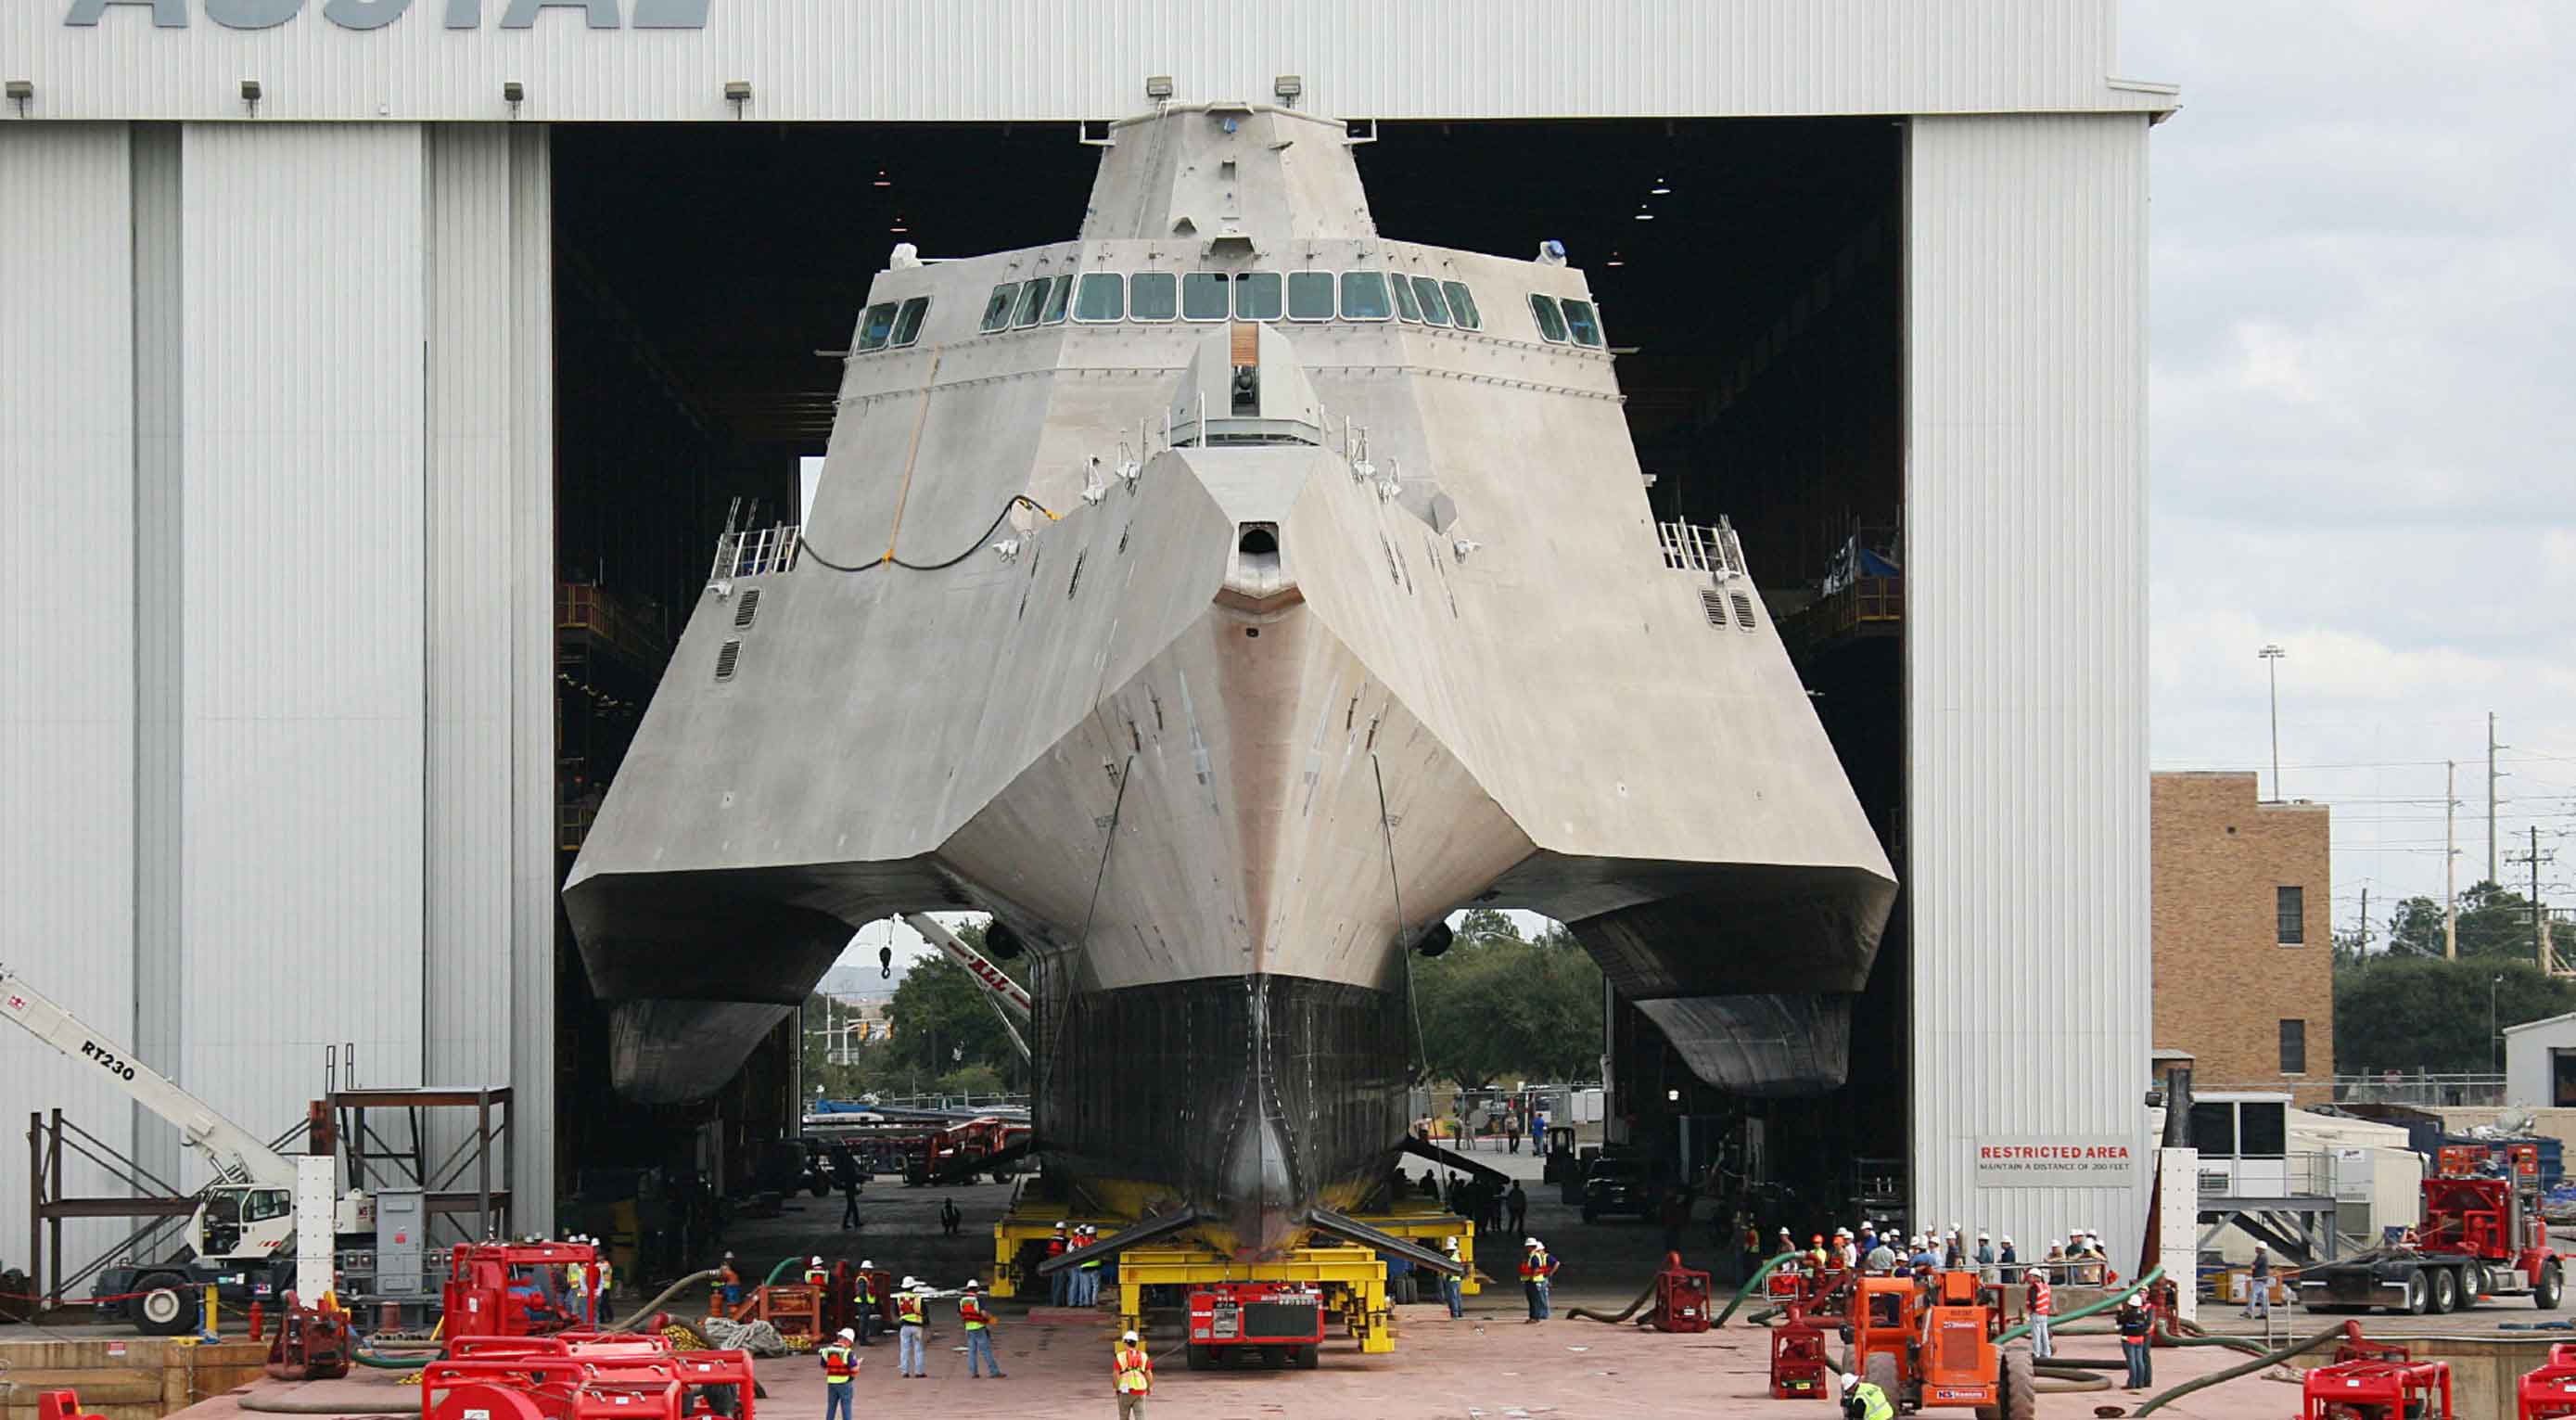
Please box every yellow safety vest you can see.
[897,1293,925,1326]
[1852,1381,1895,1420]
[595,1260,613,1291]
[818,1343,854,1385]
[1115,1347,1152,1393]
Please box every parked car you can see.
[1582,1157,1651,1222]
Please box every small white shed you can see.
[2505,1011,2576,1107]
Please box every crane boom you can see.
[899,914,1032,1061]
[0,963,296,1189]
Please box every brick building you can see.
[2152,773,2333,1103]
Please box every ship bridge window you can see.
[1411,276,1451,326]
[1388,273,1423,322]
[1528,293,1570,343]
[1233,271,1282,321]
[1286,271,1334,321]
[891,295,931,346]
[978,283,1016,334]
[1562,298,1604,347]
[1039,274,1073,325]
[1340,271,1394,321]
[856,301,899,352]
[1129,271,1179,321]
[1073,272,1124,323]
[1012,277,1050,327]
[1442,280,1482,330]
[1182,273,1231,321]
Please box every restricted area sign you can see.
[1974,1136,2138,1188]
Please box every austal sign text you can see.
[67,0,708,30]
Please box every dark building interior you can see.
[545,116,1909,1232]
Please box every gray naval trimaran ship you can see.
[566,101,1895,1260]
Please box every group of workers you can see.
[807,1279,1156,1414]
[1410,1170,1528,1240]
[1759,1220,2119,1286]
[1042,1220,1108,1306]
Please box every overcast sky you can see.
[2123,1,2576,942]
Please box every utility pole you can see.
[2509,826,2557,971]
[2260,645,2287,801]
[2445,761,2458,960]
[2488,712,2503,885]
[2357,887,2369,962]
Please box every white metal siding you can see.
[176,122,428,1177]
[132,120,187,1193]
[422,123,554,1223]
[1906,113,2152,1263]
[503,123,556,1234]
[3,0,2162,124]
[0,122,139,1272]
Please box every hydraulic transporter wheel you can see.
[2003,1350,2037,1420]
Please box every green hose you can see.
[2131,1322,2347,1417]
[1996,1267,2163,1344]
[763,1256,798,1286]
[1715,1252,1804,1326]
[351,1343,433,1370]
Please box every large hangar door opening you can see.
[545,123,1091,1189]
[1363,118,1908,1230]
[543,117,1905,1222]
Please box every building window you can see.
[856,301,899,352]
[2555,1050,2576,1107]
[1528,293,1569,343]
[1232,272,1282,321]
[1285,271,1335,321]
[1181,272,1231,321]
[1039,275,1073,325]
[1339,271,1394,320]
[978,283,1016,334]
[1072,273,1124,323]
[1129,272,1178,322]
[2276,885,2305,944]
[1562,298,1605,347]
[1412,276,1452,326]
[2279,1019,2306,1075]
[1442,280,1482,330]
[1012,276,1050,327]
[891,295,932,346]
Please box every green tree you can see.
[2383,882,2547,962]
[2333,956,2576,1074]
[1415,912,1603,1087]
[800,1004,898,1102]
[885,922,1028,1090]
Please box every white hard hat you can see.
[2252,1240,2267,1250]
[1843,1373,1861,1388]
[1054,1220,1067,1229]
[1524,1237,1541,1247]
[2001,1236,2013,1246]
[836,1328,855,1340]
[1978,1232,1990,1240]
[1122,1330,1140,1343]
[861,1260,874,1269]
[901,1276,918,1287]
[810,1256,823,1264]
[963,1279,978,1290]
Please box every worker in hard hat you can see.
[1518,1238,1557,1322]
[1112,1328,1154,1416]
[716,1251,742,1311]
[2026,1260,2055,1359]
[1807,1234,1830,1272]
[895,1276,929,1377]
[959,1279,1003,1378]
[817,1327,859,1420]
[852,1260,878,1346]
[1047,1222,1071,1307]
[1075,1224,1105,1306]
[565,1245,591,1327]
[1842,1370,1895,1420]
[592,1247,616,1325]
[804,1255,829,1286]
[1440,1236,1466,1319]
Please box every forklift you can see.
[1843,1271,2034,1420]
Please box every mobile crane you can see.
[2,964,372,1334]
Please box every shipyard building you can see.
[0,1,2167,1276]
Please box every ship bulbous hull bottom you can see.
[1039,971,1409,1259]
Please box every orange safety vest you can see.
[804,1267,828,1286]
[1114,1345,1153,1394]
[819,1343,855,1383]
[1046,1236,1067,1259]
[960,1297,989,1330]
[2029,1276,2053,1316]
[898,1293,925,1326]
[1520,1250,1554,1281]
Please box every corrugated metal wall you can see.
[0,121,555,1286]
[0,122,138,1273]
[177,122,430,1161]
[1905,113,2152,1263]
[3,0,2156,124]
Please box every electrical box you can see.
[376,1187,428,1298]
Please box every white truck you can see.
[2,964,369,1333]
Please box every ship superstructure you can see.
[565,102,1896,1255]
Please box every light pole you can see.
[2259,644,2286,801]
